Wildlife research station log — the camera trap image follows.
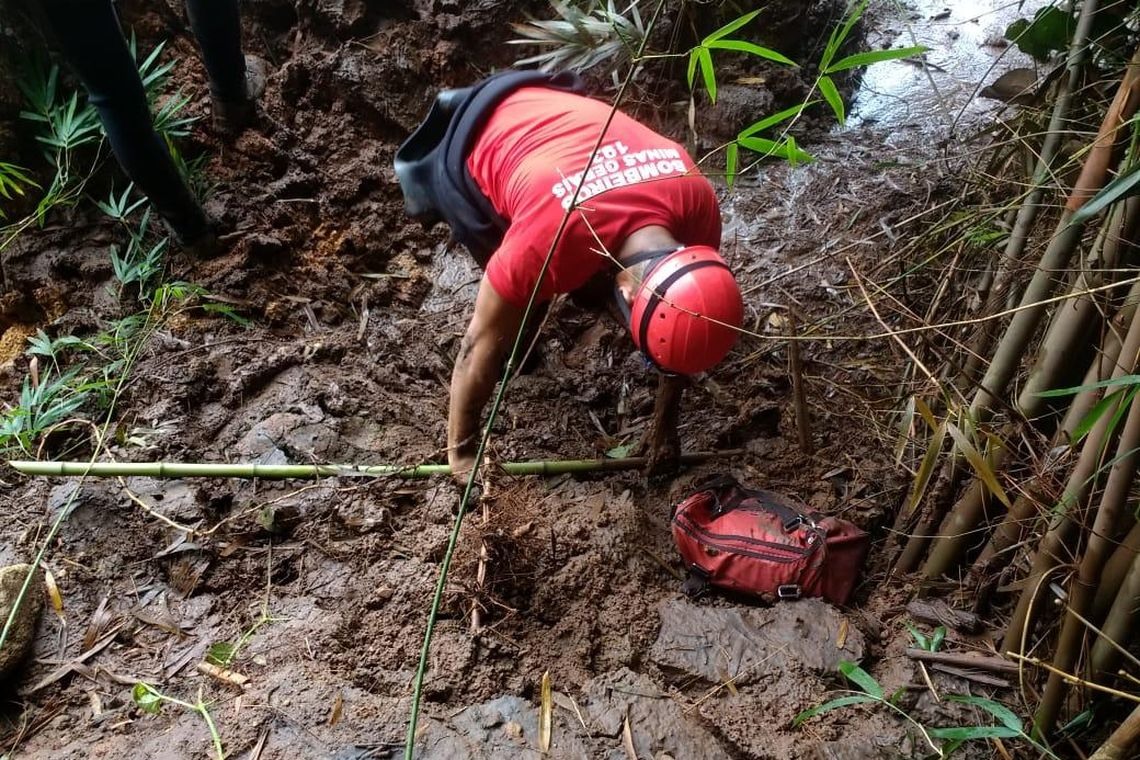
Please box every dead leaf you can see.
[43,567,64,620]
[837,617,849,649]
[622,710,637,760]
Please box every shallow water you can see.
[851,0,1048,134]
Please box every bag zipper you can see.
[673,517,818,563]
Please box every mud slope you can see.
[0,1,1027,758]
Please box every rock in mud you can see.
[0,564,43,681]
[649,597,865,686]
[581,668,733,759]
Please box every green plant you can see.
[686,9,795,105]
[794,661,1058,758]
[0,162,38,219]
[109,210,169,297]
[132,683,224,760]
[907,623,947,653]
[510,0,647,74]
[0,365,90,456]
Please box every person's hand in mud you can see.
[447,275,525,503]
[636,373,689,484]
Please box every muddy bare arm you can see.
[448,276,525,481]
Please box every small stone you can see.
[0,564,44,681]
[503,720,523,739]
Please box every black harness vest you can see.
[393,69,586,264]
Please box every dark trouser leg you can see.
[183,0,246,103]
[41,0,208,240]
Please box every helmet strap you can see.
[615,247,684,373]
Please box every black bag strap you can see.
[692,474,815,531]
[681,565,711,598]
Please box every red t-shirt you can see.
[466,87,721,308]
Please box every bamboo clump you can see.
[890,19,1140,747]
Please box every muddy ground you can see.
[0,1,1046,758]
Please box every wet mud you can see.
[0,1,1041,758]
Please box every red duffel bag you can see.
[671,475,870,605]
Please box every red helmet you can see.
[629,245,743,375]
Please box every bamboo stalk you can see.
[6,450,744,480]
[891,2,1103,576]
[1090,703,1140,760]
[1090,549,1140,683]
[1003,303,1140,650]
[922,197,1139,580]
[965,282,1140,599]
[1093,520,1140,621]
[1035,383,1140,736]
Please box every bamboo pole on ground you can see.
[1003,303,1140,651]
[6,450,743,480]
[1034,375,1140,736]
[891,4,1103,575]
[921,197,1139,580]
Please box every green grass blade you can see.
[927,726,1021,741]
[1071,389,1123,442]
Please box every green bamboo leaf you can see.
[818,75,844,123]
[839,660,882,698]
[792,694,876,726]
[698,47,717,103]
[1071,162,1140,226]
[703,9,761,44]
[1071,389,1124,442]
[826,45,929,73]
[687,46,699,89]
[1038,373,1140,398]
[725,142,738,191]
[737,135,813,164]
[737,102,814,139]
[945,421,1011,509]
[927,725,1021,741]
[706,39,795,66]
[820,0,869,71]
[946,695,1023,732]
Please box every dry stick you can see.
[1003,303,1140,652]
[896,35,1136,575]
[1035,368,1140,736]
[787,311,812,455]
[903,648,1020,675]
[1089,702,1140,760]
[922,195,1140,580]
